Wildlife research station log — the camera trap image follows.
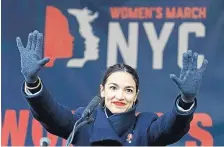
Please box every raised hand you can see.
[170,50,208,102]
[16,30,50,83]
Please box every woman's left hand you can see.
[170,50,208,102]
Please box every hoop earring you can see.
[132,100,137,108]
[132,103,135,108]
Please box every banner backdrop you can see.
[2,0,224,146]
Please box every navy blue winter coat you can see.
[22,83,196,146]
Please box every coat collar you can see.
[90,102,137,145]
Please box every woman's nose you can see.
[116,90,124,100]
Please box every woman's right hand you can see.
[16,30,50,83]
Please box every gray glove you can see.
[170,50,208,102]
[16,30,50,83]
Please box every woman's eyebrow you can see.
[108,83,118,86]
[108,83,135,89]
[125,86,135,89]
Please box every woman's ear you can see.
[100,85,105,98]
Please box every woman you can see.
[16,30,208,146]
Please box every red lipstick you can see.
[112,101,126,106]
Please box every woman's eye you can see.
[126,89,133,93]
[110,86,117,90]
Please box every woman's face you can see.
[100,71,138,114]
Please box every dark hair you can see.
[101,63,139,92]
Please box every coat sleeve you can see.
[21,81,83,139]
[147,95,197,145]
